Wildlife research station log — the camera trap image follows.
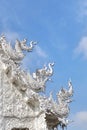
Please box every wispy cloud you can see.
[35,45,48,58]
[74,36,87,59]
[77,0,87,22]
[68,111,87,130]
[22,45,48,71]
[0,1,22,33]
[3,31,20,42]
[75,111,87,123]
[71,111,87,130]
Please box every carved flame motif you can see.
[0,35,74,130]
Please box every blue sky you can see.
[0,0,87,129]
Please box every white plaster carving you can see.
[0,35,74,130]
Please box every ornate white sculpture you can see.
[0,35,74,130]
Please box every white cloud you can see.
[75,111,87,123]
[22,45,48,71]
[3,31,20,42]
[74,36,87,59]
[74,111,87,130]
[35,45,48,58]
[77,0,87,22]
[0,1,22,33]
[68,111,87,130]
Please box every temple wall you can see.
[4,117,34,130]
[0,70,4,130]
[2,72,35,118]
[34,113,48,130]
[0,70,48,130]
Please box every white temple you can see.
[0,35,74,130]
